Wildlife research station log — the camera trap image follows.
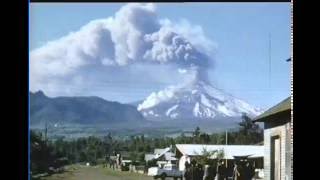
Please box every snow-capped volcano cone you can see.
[137,80,263,121]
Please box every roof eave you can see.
[253,109,291,122]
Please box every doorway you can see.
[271,136,281,180]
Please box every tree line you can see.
[31,114,262,175]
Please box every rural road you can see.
[40,165,173,180]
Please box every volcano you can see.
[137,81,263,122]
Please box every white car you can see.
[148,163,183,180]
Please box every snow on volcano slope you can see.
[137,81,263,121]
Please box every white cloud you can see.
[178,68,187,74]
[137,85,178,110]
[30,3,215,98]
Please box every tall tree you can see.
[237,113,263,144]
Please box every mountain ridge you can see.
[30,91,146,127]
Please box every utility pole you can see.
[225,130,228,168]
[44,121,48,145]
[226,130,228,145]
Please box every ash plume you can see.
[30,3,215,96]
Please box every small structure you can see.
[145,147,178,167]
[254,97,292,180]
[175,144,264,171]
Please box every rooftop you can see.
[175,144,264,159]
[254,96,291,122]
[145,147,177,161]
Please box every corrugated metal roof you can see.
[175,144,264,159]
[254,97,291,122]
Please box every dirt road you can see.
[40,165,154,180]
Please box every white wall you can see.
[178,155,190,171]
[264,122,292,180]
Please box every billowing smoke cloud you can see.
[30,3,215,98]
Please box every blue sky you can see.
[30,3,291,109]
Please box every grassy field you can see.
[39,164,154,180]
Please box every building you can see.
[175,144,264,171]
[254,97,292,180]
[145,147,177,167]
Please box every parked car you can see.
[148,163,183,180]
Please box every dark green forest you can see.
[31,114,262,175]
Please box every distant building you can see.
[254,97,292,180]
[145,147,177,167]
[175,144,264,171]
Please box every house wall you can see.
[178,155,191,171]
[264,122,292,180]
